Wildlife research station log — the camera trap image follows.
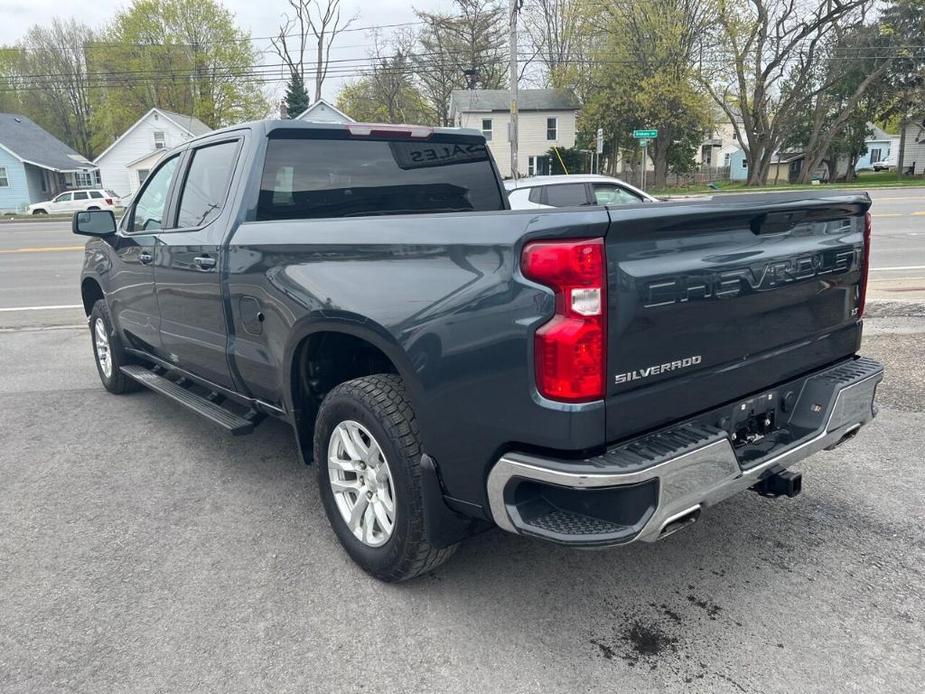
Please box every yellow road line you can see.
[872,213,904,217]
[912,211,925,216]
[0,245,84,254]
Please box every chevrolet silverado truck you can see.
[74,120,883,582]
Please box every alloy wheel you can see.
[327,420,396,547]
[94,318,112,379]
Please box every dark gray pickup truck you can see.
[75,120,883,581]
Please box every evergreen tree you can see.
[285,71,310,119]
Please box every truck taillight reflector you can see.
[522,238,606,402]
[858,211,872,318]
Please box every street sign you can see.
[596,127,603,154]
[638,139,650,147]
[633,129,657,139]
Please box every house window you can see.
[870,148,882,164]
[742,159,747,168]
[154,131,166,149]
[546,117,558,141]
[481,118,492,141]
[0,166,8,187]
[137,169,150,186]
[75,171,93,188]
[724,153,731,167]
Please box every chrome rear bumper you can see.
[486,357,883,546]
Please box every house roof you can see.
[157,109,211,136]
[295,98,356,123]
[0,113,94,172]
[94,107,212,163]
[867,123,898,141]
[450,89,580,113]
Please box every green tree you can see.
[580,0,714,188]
[336,33,430,125]
[414,1,508,125]
[704,0,871,185]
[90,0,267,152]
[15,20,97,157]
[879,0,925,177]
[285,71,310,118]
[547,146,585,175]
[0,48,21,115]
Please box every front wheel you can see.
[314,374,457,582]
[89,300,139,394]
[31,209,47,215]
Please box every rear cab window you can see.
[256,130,505,221]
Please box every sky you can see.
[0,0,457,101]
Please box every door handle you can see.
[194,255,216,270]
[139,252,153,265]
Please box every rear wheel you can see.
[314,374,457,582]
[31,209,47,215]
[89,300,139,394]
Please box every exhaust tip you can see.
[657,506,701,540]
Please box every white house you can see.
[295,99,355,124]
[94,108,211,197]
[696,120,744,169]
[449,89,580,178]
[897,115,925,175]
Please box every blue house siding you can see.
[855,139,892,170]
[0,148,29,213]
[729,149,748,181]
[24,163,46,201]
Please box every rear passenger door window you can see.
[543,183,590,207]
[176,140,239,229]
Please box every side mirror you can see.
[73,209,116,237]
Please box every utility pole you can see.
[509,0,521,180]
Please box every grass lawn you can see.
[653,170,924,196]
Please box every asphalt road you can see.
[0,187,924,313]
[1,317,923,692]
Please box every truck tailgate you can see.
[604,194,871,443]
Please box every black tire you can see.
[314,374,457,582]
[32,209,47,215]
[89,300,140,394]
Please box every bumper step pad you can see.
[488,355,884,546]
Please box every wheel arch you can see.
[81,276,105,316]
[284,316,422,463]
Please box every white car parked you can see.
[872,153,897,172]
[27,189,121,215]
[504,174,658,209]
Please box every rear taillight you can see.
[522,238,606,402]
[858,211,872,318]
[104,198,113,206]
